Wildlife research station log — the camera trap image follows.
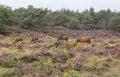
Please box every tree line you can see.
[0,5,120,34]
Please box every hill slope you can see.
[0,26,120,77]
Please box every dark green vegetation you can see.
[0,4,120,32]
[0,26,120,77]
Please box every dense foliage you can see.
[0,4,120,31]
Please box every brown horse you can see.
[76,36,90,44]
[57,34,68,41]
[13,37,23,43]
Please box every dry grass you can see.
[0,29,120,77]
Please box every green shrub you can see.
[71,70,83,77]
[63,70,83,77]
[0,21,8,35]
[1,56,17,68]
[33,58,53,67]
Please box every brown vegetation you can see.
[54,40,65,48]
[1,26,120,77]
[31,37,39,42]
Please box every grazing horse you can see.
[76,36,90,44]
[57,34,68,41]
[13,37,23,43]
